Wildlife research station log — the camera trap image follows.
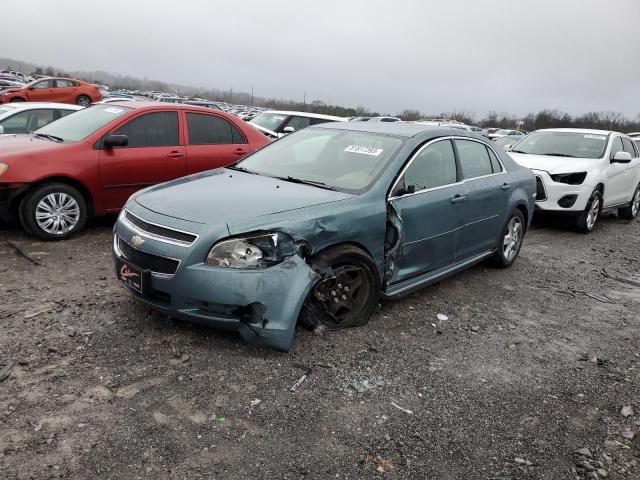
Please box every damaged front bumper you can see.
[113,212,318,352]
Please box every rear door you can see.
[387,139,468,284]
[99,110,186,210]
[55,79,78,103]
[184,111,251,174]
[455,138,510,260]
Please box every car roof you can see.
[96,101,236,114]
[537,128,616,135]
[260,110,347,121]
[0,102,84,111]
[312,120,478,138]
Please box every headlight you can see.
[550,172,587,185]
[0,163,7,177]
[205,232,295,269]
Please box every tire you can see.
[19,183,87,241]
[618,183,640,220]
[300,245,380,331]
[76,95,92,107]
[491,209,525,268]
[575,188,602,233]
[10,97,25,102]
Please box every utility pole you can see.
[250,85,254,106]
[303,92,307,111]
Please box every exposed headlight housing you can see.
[550,172,587,185]
[205,232,296,269]
[0,163,7,176]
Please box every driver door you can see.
[26,79,56,102]
[387,139,467,285]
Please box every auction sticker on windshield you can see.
[344,145,384,156]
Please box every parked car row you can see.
[1,100,639,352]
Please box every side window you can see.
[310,117,332,126]
[487,146,503,173]
[29,109,55,129]
[284,116,311,131]
[400,140,457,192]
[32,80,54,89]
[56,80,74,88]
[58,109,76,118]
[186,113,246,145]
[0,111,31,133]
[113,111,179,148]
[622,137,636,157]
[456,139,493,179]
[610,137,624,159]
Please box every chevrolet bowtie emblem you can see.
[131,235,145,248]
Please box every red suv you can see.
[0,77,102,107]
[0,102,270,240]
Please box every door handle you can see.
[167,151,185,158]
[234,148,249,155]
[450,194,468,204]
[501,183,512,190]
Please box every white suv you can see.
[509,128,640,232]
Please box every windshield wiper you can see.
[276,176,336,191]
[33,132,63,143]
[539,152,578,158]
[227,165,258,175]
[509,149,528,154]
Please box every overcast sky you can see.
[2,0,639,119]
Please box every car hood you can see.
[1,88,23,94]
[135,169,354,225]
[0,134,72,159]
[509,153,594,174]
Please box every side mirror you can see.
[283,126,295,134]
[612,151,632,163]
[103,134,128,148]
[502,144,513,152]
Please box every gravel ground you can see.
[0,213,639,479]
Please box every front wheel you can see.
[20,183,87,240]
[618,183,640,220]
[491,209,525,268]
[76,95,92,107]
[10,97,25,102]
[300,245,379,331]
[575,189,602,233]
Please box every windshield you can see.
[250,112,288,132]
[511,131,608,159]
[35,105,131,142]
[236,128,403,192]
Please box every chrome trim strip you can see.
[388,136,508,200]
[115,234,181,279]
[121,209,199,248]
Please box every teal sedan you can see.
[113,122,536,351]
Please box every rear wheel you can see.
[575,189,602,233]
[300,245,379,330]
[20,183,87,240]
[10,97,25,102]
[491,209,525,268]
[76,95,92,107]
[618,183,640,220]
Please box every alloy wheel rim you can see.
[632,189,640,217]
[586,197,600,230]
[503,217,522,261]
[313,266,370,325]
[79,96,91,106]
[35,193,80,235]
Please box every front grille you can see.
[118,237,179,275]
[535,176,547,201]
[124,211,197,245]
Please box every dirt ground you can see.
[0,212,639,480]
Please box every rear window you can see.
[186,113,246,145]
